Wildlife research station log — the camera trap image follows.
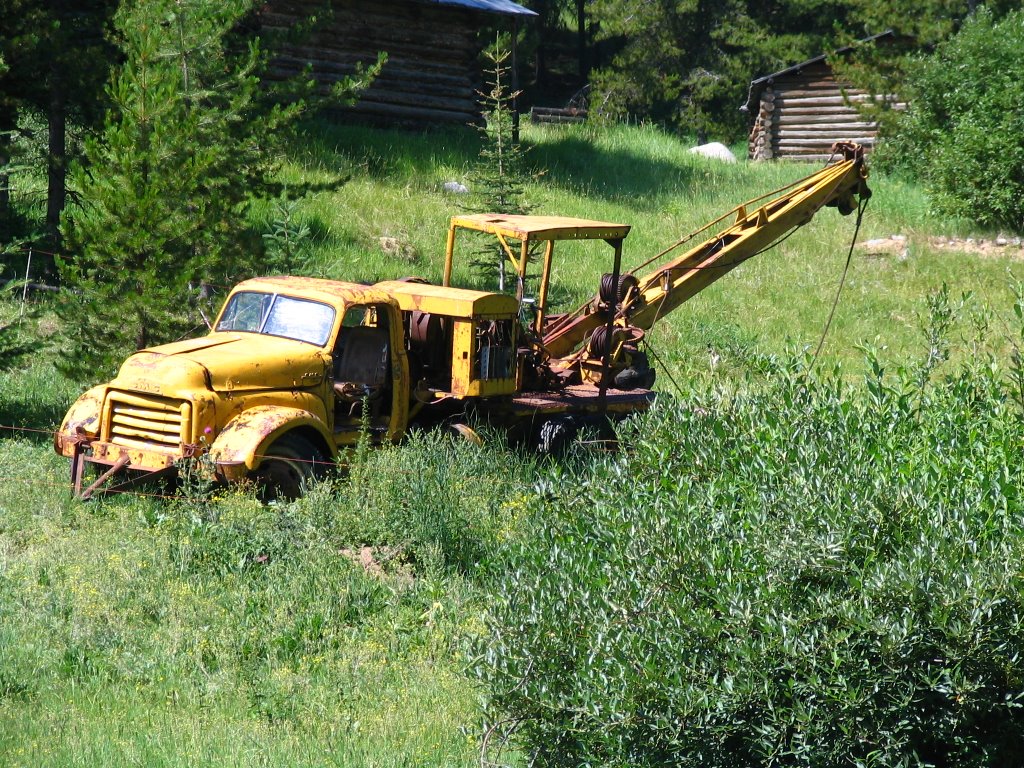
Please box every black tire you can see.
[254,433,328,501]
[536,416,579,456]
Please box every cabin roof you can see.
[420,0,537,16]
[741,30,894,114]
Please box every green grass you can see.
[2,120,1023,766]
[0,436,516,767]
[276,120,1020,382]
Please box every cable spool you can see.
[588,325,644,358]
[588,325,613,357]
[599,274,640,307]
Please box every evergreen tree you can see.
[57,0,379,379]
[0,0,118,254]
[467,47,533,292]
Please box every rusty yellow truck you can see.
[54,143,870,498]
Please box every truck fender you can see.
[54,385,107,454]
[208,405,333,477]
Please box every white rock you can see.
[689,142,737,163]
[996,235,1008,246]
[443,181,469,194]
[890,234,907,243]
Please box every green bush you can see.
[882,9,1024,233]
[480,293,1024,766]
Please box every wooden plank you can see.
[356,89,476,113]
[776,154,836,162]
[774,138,876,149]
[775,94,871,107]
[775,131,878,141]
[774,124,880,135]
[339,101,476,124]
[270,60,472,96]
[773,78,853,89]
[777,110,874,122]
[531,113,586,125]
[775,88,868,100]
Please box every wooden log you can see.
[270,62,472,97]
[774,138,876,150]
[776,107,865,118]
[777,154,836,163]
[269,60,471,89]
[776,131,877,141]
[778,111,876,123]
[531,113,586,124]
[773,79,854,90]
[774,86,864,97]
[271,48,472,79]
[775,94,871,107]
[343,88,476,113]
[531,107,588,117]
[774,123,880,134]
[272,39,472,68]
[339,101,476,124]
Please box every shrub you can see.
[480,293,1024,766]
[881,9,1024,233]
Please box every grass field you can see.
[2,121,1023,766]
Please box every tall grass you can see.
[0,432,535,767]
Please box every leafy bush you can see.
[881,9,1024,233]
[480,291,1024,766]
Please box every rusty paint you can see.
[209,405,332,471]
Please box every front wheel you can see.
[254,433,328,501]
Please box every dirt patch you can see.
[340,545,413,586]
[858,234,1024,260]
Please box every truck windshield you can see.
[216,291,336,346]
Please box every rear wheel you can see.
[535,416,580,455]
[254,433,328,501]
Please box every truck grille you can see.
[105,392,192,451]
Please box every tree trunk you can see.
[46,72,67,254]
[577,0,588,78]
[511,17,520,145]
[0,102,15,240]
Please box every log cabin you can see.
[742,31,905,162]
[262,0,536,126]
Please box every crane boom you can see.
[541,142,871,361]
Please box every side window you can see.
[342,306,369,328]
[334,304,388,364]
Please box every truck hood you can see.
[111,333,329,398]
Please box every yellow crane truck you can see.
[54,143,870,498]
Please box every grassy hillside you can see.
[1,121,1022,766]
[277,120,1019,381]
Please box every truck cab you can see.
[55,275,520,498]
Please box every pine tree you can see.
[467,46,533,292]
[57,0,379,379]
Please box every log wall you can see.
[747,61,905,162]
[263,0,484,126]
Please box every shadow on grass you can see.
[526,134,698,207]
[294,119,480,182]
[0,391,69,446]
